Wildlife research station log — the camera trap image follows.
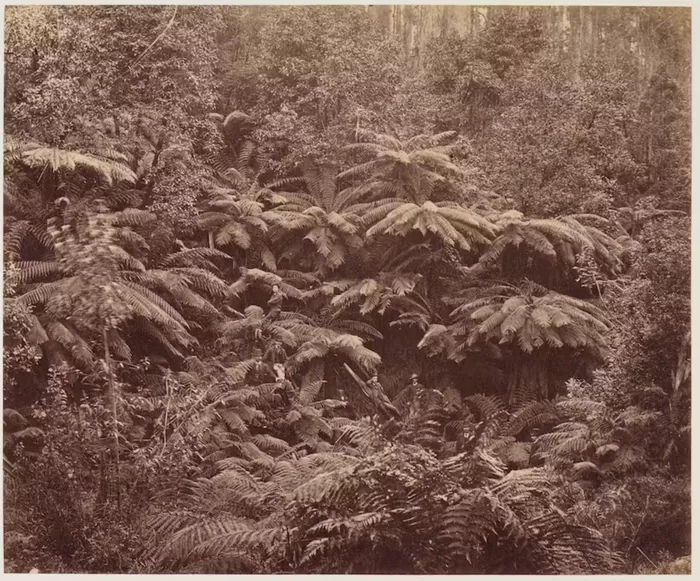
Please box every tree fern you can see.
[218,305,300,358]
[479,211,627,287]
[205,109,263,179]
[14,212,226,369]
[198,190,278,270]
[289,333,381,376]
[324,271,428,323]
[18,146,137,185]
[3,220,54,262]
[521,398,653,477]
[443,285,610,405]
[339,130,463,205]
[366,201,497,253]
[267,163,377,274]
[229,268,305,301]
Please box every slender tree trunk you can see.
[665,331,691,463]
[77,403,85,441]
[103,325,121,508]
[160,372,171,457]
[146,134,165,194]
[208,231,215,249]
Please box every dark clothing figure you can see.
[363,376,401,421]
[411,381,425,392]
[392,377,423,414]
[393,375,445,417]
[267,287,284,320]
[275,379,296,406]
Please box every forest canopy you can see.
[3,5,691,575]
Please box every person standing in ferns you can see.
[392,373,422,415]
[246,347,276,384]
[267,284,285,320]
[409,373,423,390]
[393,373,445,417]
[365,372,401,420]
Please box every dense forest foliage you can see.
[3,5,691,574]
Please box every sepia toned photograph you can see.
[3,3,691,574]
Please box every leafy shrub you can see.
[4,374,147,573]
[572,475,690,572]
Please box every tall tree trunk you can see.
[664,331,691,464]
[103,325,121,508]
[669,331,691,428]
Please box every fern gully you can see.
[3,6,690,574]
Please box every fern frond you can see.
[16,261,64,283]
[20,147,136,184]
[153,517,253,565]
[464,394,507,421]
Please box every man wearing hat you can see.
[409,373,423,389]
[364,372,401,420]
[392,373,423,416]
[408,374,426,416]
[397,373,445,417]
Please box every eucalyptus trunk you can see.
[102,325,121,508]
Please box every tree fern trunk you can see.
[102,325,121,509]
[208,230,215,249]
[507,352,551,407]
